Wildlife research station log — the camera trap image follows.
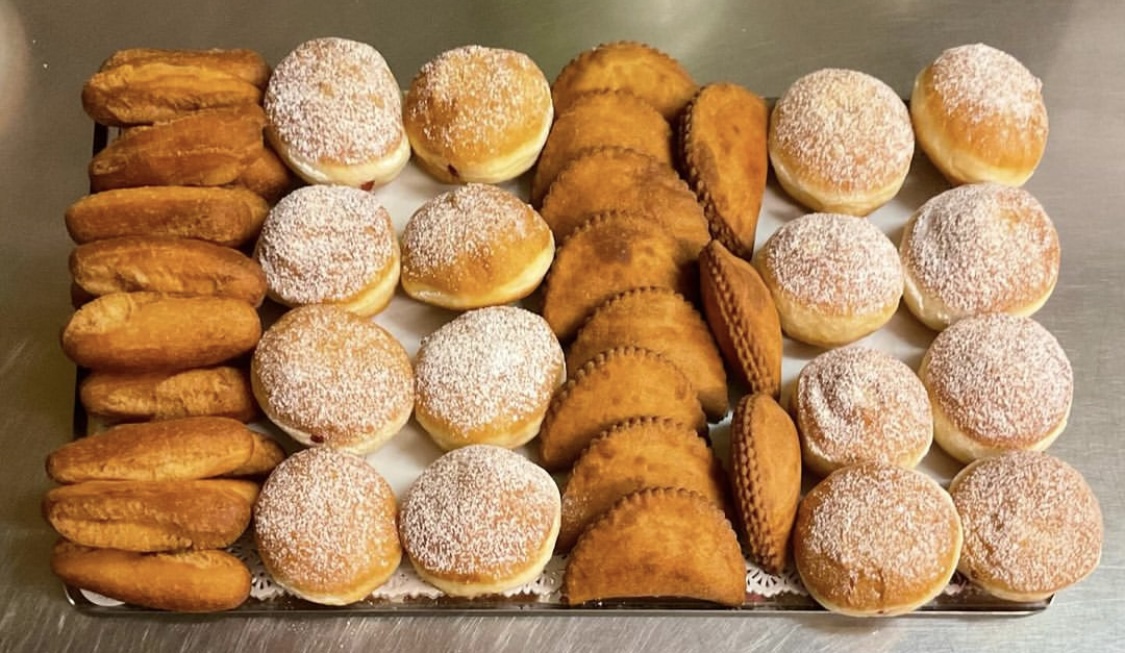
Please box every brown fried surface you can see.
[98,47,271,88]
[235,144,300,204]
[79,366,258,423]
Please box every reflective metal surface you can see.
[2,1,1123,650]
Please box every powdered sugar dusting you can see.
[399,445,559,579]
[903,183,1059,316]
[931,43,1046,130]
[763,213,902,312]
[265,37,405,164]
[924,314,1072,445]
[258,185,396,305]
[952,451,1102,594]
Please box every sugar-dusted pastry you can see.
[538,346,705,470]
[678,82,769,258]
[568,287,728,421]
[698,240,782,397]
[564,487,745,607]
[551,41,697,122]
[79,366,257,423]
[557,417,726,553]
[97,47,271,88]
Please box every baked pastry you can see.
[51,540,251,613]
[236,144,299,204]
[567,287,728,421]
[557,416,726,553]
[255,185,400,316]
[414,306,565,450]
[43,479,258,552]
[729,394,802,575]
[61,292,261,372]
[538,346,706,470]
[551,41,697,122]
[265,37,409,188]
[529,90,673,206]
[678,82,769,258]
[793,463,963,616]
[254,448,401,605]
[541,211,698,342]
[918,313,1072,463]
[699,240,782,397]
[79,366,257,423]
[564,487,745,607]
[754,212,902,348]
[64,186,268,247]
[403,45,552,184]
[250,304,413,454]
[900,183,1060,330]
[949,451,1102,602]
[399,445,560,597]
[97,47,271,89]
[792,347,932,477]
[70,236,267,306]
[911,43,1048,186]
[768,68,914,216]
[400,183,554,310]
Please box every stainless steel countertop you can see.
[2,1,1123,650]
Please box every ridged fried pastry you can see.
[235,145,300,204]
[98,47,271,89]
[79,366,257,423]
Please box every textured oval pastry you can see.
[255,185,400,316]
[564,487,745,607]
[79,366,257,423]
[949,451,1103,602]
[568,286,728,421]
[251,304,413,454]
[729,393,802,576]
[414,306,565,451]
[404,45,552,184]
[539,146,710,253]
[265,37,409,188]
[98,47,271,88]
[399,445,560,597]
[698,240,782,397]
[911,43,1048,186]
[754,212,902,348]
[254,448,401,605]
[541,211,699,342]
[538,346,706,470]
[70,236,267,306]
[61,292,261,372]
[557,416,726,553]
[51,541,251,613]
[769,68,914,216]
[900,183,1060,330]
[551,41,697,122]
[793,347,933,477]
[64,186,268,247]
[400,183,554,310]
[529,90,673,207]
[678,82,769,258]
[793,463,963,616]
[235,144,299,204]
[918,313,1072,463]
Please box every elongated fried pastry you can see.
[79,366,257,423]
[235,144,299,204]
[64,186,268,247]
[541,211,698,341]
[564,487,745,606]
[568,287,728,421]
[530,90,673,206]
[539,146,709,253]
[557,417,726,553]
[552,41,697,122]
[679,83,769,258]
[729,394,802,575]
[98,47,271,89]
[699,240,782,397]
[538,346,705,470]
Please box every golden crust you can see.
[568,287,728,421]
[551,41,697,122]
[678,83,769,259]
[79,366,258,423]
[558,416,726,553]
[564,487,745,607]
[698,240,782,397]
[538,346,705,471]
[98,47,271,89]
[729,394,802,575]
[235,144,300,205]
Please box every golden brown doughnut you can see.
[78,366,257,423]
[98,47,271,89]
